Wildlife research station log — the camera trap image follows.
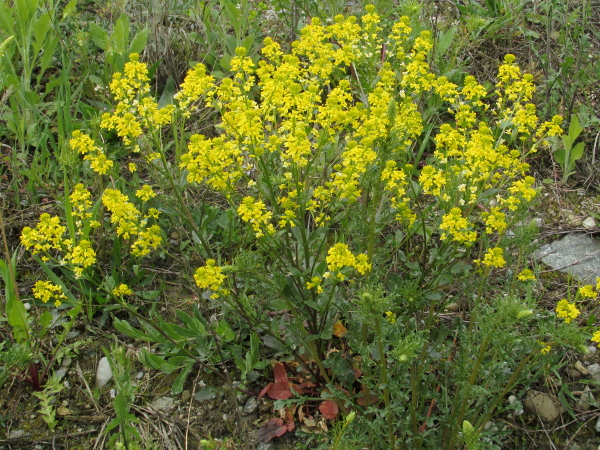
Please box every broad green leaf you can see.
[553,148,565,165]
[171,363,194,394]
[128,27,148,55]
[568,115,583,140]
[88,23,109,50]
[216,320,235,342]
[158,76,175,108]
[62,0,77,19]
[112,14,129,54]
[113,318,161,342]
[139,349,179,374]
[570,141,585,161]
[8,300,29,343]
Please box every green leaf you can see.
[128,27,148,55]
[113,318,161,342]
[8,300,29,343]
[568,115,583,140]
[62,0,77,19]
[171,363,194,395]
[158,76,175,108]
[138,349,179,374]
[216,320,235,342]
[176,309,207,337]
[112,14,129,54]
[570,141,585,161]
[88,23,108,50]
[554,148,566,165]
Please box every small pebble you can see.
[23,302,31,311]
[575,361,589,375]
[508,395,516,405]
[95,357,113,389]
[136,371,144,380]
[566,369,582,381]
[181,390,191,403]
[583,217,597,229]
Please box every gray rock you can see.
[578,386,595,411]
[243,396,259,415]
[523,390,564,422]
[566,369,582,381]
[95,357,112,389]
[8,429,27,439]
[532,233,600,284]
[151,396,175,412]
[61,356,72,367]
[595,416,600,433]
[587,364,600,382]
[181,390,191,403]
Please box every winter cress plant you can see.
[19,6,595,448]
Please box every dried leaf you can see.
[319,400,339,420]
[333,321,347,337]
[258,418,288,443]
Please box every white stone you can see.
[95,357,113,389]
[583,217,597,228]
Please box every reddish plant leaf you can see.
[356,385,379,406]
[319,400,339,420]
[333,321,347,337]
[258,384,271,399]
[266,380,292,400]
[258,418,288,443]
[273,362,288,383]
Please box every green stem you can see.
[446,335,491,450]
[375,317,395,449]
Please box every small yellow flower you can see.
[578,285,597,299]
[136,185,156,201]
[555,299,580,324]
[128,163,137,172]
[591,331,600,344]
[385,311,397,324]
[113,284,133,296]
[194,259,228,298]
[517,269,536,281]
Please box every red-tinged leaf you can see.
[273,362,288,383]
[258,418,288,443]
[283,408,296,431]
[356,385,379,406]
[333,321,347,337]
[319,400,339,420]
[258,384,271,399]
[266,380,292,400]
[353,367,363,379]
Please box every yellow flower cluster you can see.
[33,280,67,307]
[517,269,536,281]
[21,185,100,278]
[70,130,113,175]
[101,53,174,147]
[194,260,229,299]
[237,197,275,237]
[325,243,371,279]
[439,208,477,244]
[555,299,580,324]
[578,284,598,299]
[474,247,506,268]
[113,284,133,296]
[102,189,162,257]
